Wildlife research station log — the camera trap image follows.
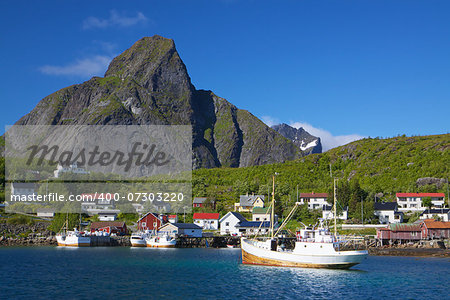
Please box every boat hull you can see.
[241,238,367,269]
[146,244,176,248]
[131,241,147,247]
[146,236,177,248]
[130,236,147,247]
[242,249,358,269]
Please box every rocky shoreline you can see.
[1,223,449,257]
[368,247,450,258]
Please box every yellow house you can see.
[234,195,265,212]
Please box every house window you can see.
[226,222,229,226]
[256,218,260,221]
[141,222,146,228]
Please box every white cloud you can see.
[261,115,280,127]
[39,55,113,77]
[83,10,147,29]
[289,121,365,151]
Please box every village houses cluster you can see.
[12,177,450,241]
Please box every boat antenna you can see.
[333,178,337,239]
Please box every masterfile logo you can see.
[5,125,192,214]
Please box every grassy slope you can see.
[1,134,449,221]
[192,134,450,213]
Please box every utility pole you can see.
[271,174,275,239]
[361,197,364,225]
[333,178,337,239]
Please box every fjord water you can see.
[1,247,448,299]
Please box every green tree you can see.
[49,213,80,232]
[422,197,433,210]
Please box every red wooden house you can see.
[90,221,128,235]
[376,227,391,240]
[420,219,450,239]
[376,223,422,245]
[193,197,216,209]
[137,213,168,231]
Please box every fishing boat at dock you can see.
[146,233,177,248]
[241,221,367,269]
[56,215,90,247]
[56,228,90,247]
[241,176,368,269]
[130,231,149,247]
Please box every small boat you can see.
[146,234,177,248]
[226,244,237,248]
[241,221,368,269]
[130,231,149,247]
[56,228,90,247]
[56,215,90,247]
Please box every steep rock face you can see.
[14,35,300,168]
[272,123,322,155]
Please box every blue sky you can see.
[1,0,449,150]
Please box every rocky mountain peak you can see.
[13,36,304,169]
[105,35,192,93]
[272,123,322,155]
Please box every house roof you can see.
[162,223,202,229]
[422,219,450,229]
[374,202,398,211]
[420,209,450,216]
[193,213,220,220]
[377,227,391,231]
[237,221,271,228]
[137,212,162,222]
[300,193,328,198]
[252,207,272,214]
[396,193,445,198]
[239,195,265,206]
[193,197,208,204]
[91,221,126,229]
[219,212,247,223]
[168,215,177,218]
[388,223,421,232]
[11,182,36,189]
[36,207,56,213]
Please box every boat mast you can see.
[271,174,275,238]
[333,178,337,239]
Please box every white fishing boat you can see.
[241,177,368,269]
[56,228,90,247]
[130,231,149,247]
[146,234,177,248]
[56,215,90,247]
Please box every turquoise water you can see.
[0,247,449,299]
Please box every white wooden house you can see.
[298,193,329,210]
[193,213,220,230]
[219,212,247,235]
[158,223,203,237]
[374,202,403,224]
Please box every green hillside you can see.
[192,134,450,220]
[1,134,449,223]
